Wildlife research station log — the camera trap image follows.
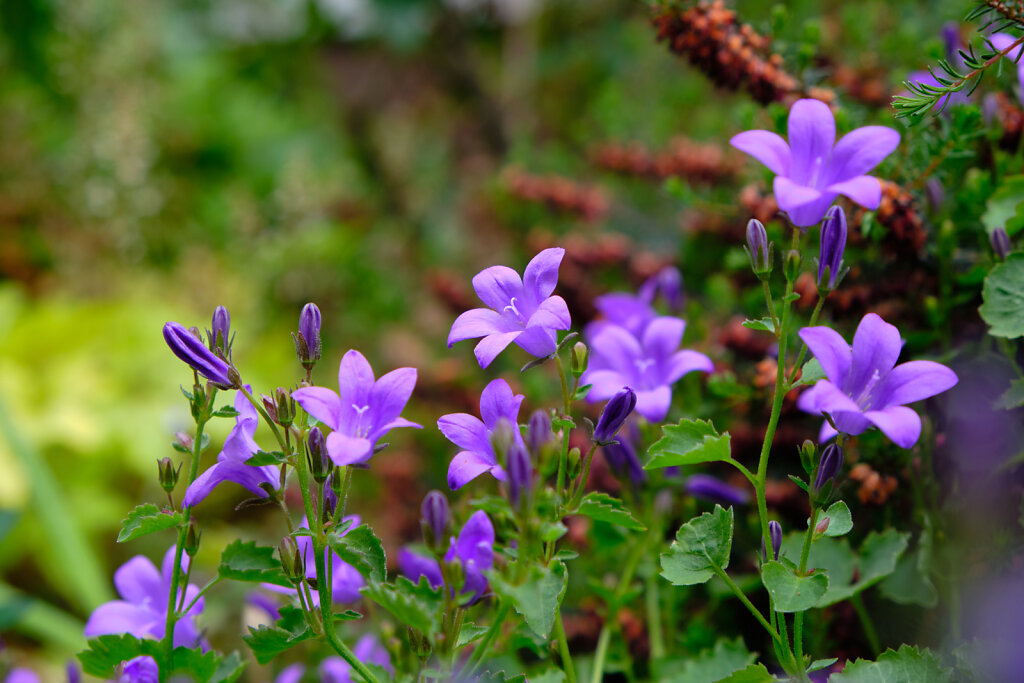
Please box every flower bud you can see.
[209,305,231,356]
[815,516,831,537]
[603,437,647,486]
[527,410,553,457]
[925,178,944,213]
[799,439,816,475]
[593,387,636,444]
[506,442,533,507]
[279,537,305,583]
[656,266,685,311]
[571,341,589,377]
[307,427,330,484]
[294,303,322,367]
[769,520,782,560]
[783,248,802,282]
[157,457,180,493]
[991,228,1011,261]
[184,519,201,557]
[421,490,449,549]
[329,466,345,499]
[163,321,236,389]
[274,387,294,427]
[567,447,582,480]
[813,443,844,496]
[745,219,773,277]
[817,206,847,290]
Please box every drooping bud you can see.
[294,303,322,367]
[571,341,589,377]
[506,442,533,507]
[279,537,304,583]
[157,457,180,493]
[603,431,647,487]
[813,443,844,496]
[209,306,231,356]
[745,219,773,278]
[307,427,330,484]
[593,387,637,444]
[527,409,553,457]
[274,388,294,427]
[769,520,782,560]
[991,228,1011,261]
[184,519,201,557]
[421,490,449,549]
[817,206,847,290]
[163,321,236,389]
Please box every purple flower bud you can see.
[119,656,159,683]
[593,387,636,444]
[527,409,553,456]
[421,490,449,548]
[991,228,1011,261]
[656,266,685,311]
[813,443,844,495]
[925,178,944,213]
[685,474,750,506]
[307,427,329,483]
[769,520,782,560]
[66,661,81,683]
[603,438,647,486]
[942,22,961,62]
[745,218,772,275]
[163,321,235,388]
[817,206,847,289]
[279,537,304,583]
[295,303,322,365]
[506,442,533,506]
[209,305,231,354]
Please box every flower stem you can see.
[554,611,577,683]
[465,602,511,674]
[850,593,881,655]
[762,280,780,334]
[711,565,781,644]
[793,506,820,664]
[788,294,827,387]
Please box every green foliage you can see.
[327,524,388,583]
[995,378,1024,409]
[242,606,315,665]
[217,540,290,587]
[117,503,184,543]
[661,506,734,586]
[713,663,777,682]
[646,419,733,469]
[575,492,646,530]
[980,253,1024,338]
[654,637,756,683]
[982,175,1024,237]
[818,501,853,538]
[830,645,953,682]
[361,575,444,638]
[489,561,568,639]
[78,634,227,680]
[741,318,775,334]
[760,561,829,613]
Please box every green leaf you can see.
[982,174,1024,237]
[808,658,837,672]
[528,670,566,683]
[655,637,756,682]
[117,504,183,543]
[539,520,568,543]
[980,253,1024,338]
[242,606,314,665]
[210,652,246,683]
[741,318,775,334]
[327,524,387,583]
[361,576,444,637]
[996,378,1024,409]
[817,501,853,538]
[792,358,825,387]
[661,505,734,586]
[714,663,777,682]
[457,624,490,648]
[878,538,938,608]
[573,384,593,401]
[575,492,646,530]
[782,292,801,303]
[760,561,829,612]
[78,634,147,676]
[244,450,289,466]
[489,561,567,639]
[217,540,290,587]
[830,645,953,682]
[646,419,732,470]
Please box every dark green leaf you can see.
[981,174,1024,237]
[575,492,646,530]
[646,419,732,469]
[830,645,953,682]
[117,504,183,543]
[817,501,852,538]
[78,634,147,676]
[808,658,837,672]
[661,505,733,586]
[489,561,567,639]
[242,606,314,665]
[654,637,755,682]
[760,561,829,612]
[741,318,775,334]
[217,540,290,587]
[714,663,777,682]
[573,384,593,401]
[456,625,489,648]
[980,253,1024,338]
[244,450,289,466]
[210,651,246,683]
[327,524,387,583]
[361,576,444,637]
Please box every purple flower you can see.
[439,379,525,490]
[505,442,533,506]
[399,510,495,604]
[295,303,322,365]
[4,670,40,683]
[162,321,235,388]
[274,664,305,683]
[84,548,203,648]
[730,99,900,227]
[586,292,658,339]
[797,313,959,448]
[183,387,279,507]
[640,266,685,312]
[118,657,158,683]
[447,248,571,368]
[593,387,637,443]
[766,520,782,561]
[991,227,1012,260]
[321,634,393,683]
[685,474,751,506]
[422,490,450,546]
[580,318,713,422]
[291,351,420,466]
[602,422,646,486]
[817,206,847,289]
[990,33,1024,104]
[813,443,844,494]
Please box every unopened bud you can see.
[655,266,685,311]
[745,219,773,278]
[784,249,802,282]
[184,519,201,557]
[274,388,294,427]
[279,537,304,583]
[593,387,636,444]
[769,520,782,561]
[209,305,231,356]
[799,440,816,475]
[330,466,344,499]
[506,442,533,507]
[162,322,234,389]
[158,457,181,493]
[571,342,589,377]
[813,443,844,496]
[261,395,278,423]
[307,427,330,483]
[527,410,553,457]
[567,447,582,481]
[421,490,449,548]
[815,516,831,537]
[817,206,847,290]
[991,228,1011,261]
[294,303,322,367]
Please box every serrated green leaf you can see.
[327,524,387,583]
[661,505,733,586]
[210,651,246,683]
[361,576,444,637]
[817,501,853,538]
[489,561,567,639]
[117,504,183,543]
[242,606,314,665]
[575,492,646,530]
[217,540,290,587]
[714,663,777,682]
[79,635,223,679]
[655,637,756,682]
[980,253,1024,338]
[244,450,289,466]
[456,624,490,648]
[760,561,829,612]
[830,645,953,682]
[539,520,568,542]
[996,378,1024,409]
[741,318,775,334]
[646,419,732,469]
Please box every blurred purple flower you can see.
[448,248,571,368]
[273,664,305,683]
[586,266,685,339]
[85,548,203,648]
[4,670,39,683]
[399,510,495,604]
[602,421,646,486]
[905,70,970,110]
[581,318,713,422]
[162,321,235,388]
[118,657,159,683]
[730,99,900,227]
[321,634,393,683]
[183,387,278,507]
[685,474,751,505]
[797,313,958,448]
[439,379,525,490]
[990,33,1024,104]
[292,350,420,466]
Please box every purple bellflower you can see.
[118,657,159,683]
[291,350,420,466]
[295,302,322,365]
[581,317,713,422]
[730,99,900,227]
[398,510,495,604]
[321,634,394,683]
[439,378,525,490]
[447,248,571,368]
[685,474,751,506]
[797,313,959,448]
[85,548,204,648]
[585,266,685,339]
[274,664,305,683]
[183,387,279,507]
[990,34,1024,104]
[4,671,40,683]
[163,321,235,388]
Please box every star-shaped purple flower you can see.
[292,351,420,466]
[730,99,900,227]
[797,313,958,448]
[584,266,685,340]
[447,248,572,368]
[84,547,203,648]
[398,510,495,604]
[439,378,525,490]
[183,387,279,507]
[580,317,713,422]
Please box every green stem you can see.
[712,565,781,644]
[788,294,827,387]
[645,559,665,660]
[466,602,511,674]
[793,506,820,664]
[589,526,650,683]
[762,280,780,333]
[554,357,572,496]
[850,594,881,655]
[554,611,578,683]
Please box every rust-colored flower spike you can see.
[591,136,742,185]
[653,0,821,106]
[501,167,609,222]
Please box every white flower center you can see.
[352,404,371,437]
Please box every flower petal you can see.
[448,308,513,346]
[370,367,417,428]
[437,413,491,453]
[84,601,158,639]
[330,559,365,603]
[398,548,443,589]
[338,350,376,412]
[182,461,275,507]
[773,176,823,210]
[447,450,499,490]
[730,129,791,176]
[847,313,903,394]
[796,380,862,416]
[827,126,900,182]
[527,295,571,331]
[113,556,162,604]
[873,360,958,408]
[479,378,525,429]
[588,324,643,375]
[826,175,882,209]
[452,510,495,568]
[865,405,922,449]
[513,325,558,358]
[787,99,836,185]
[580,369,629,400]
[666,350,714,383]
[291,386,343,431]
[785,192,837,228]
[634,385,673,422]
[798,326,852,386]
[832,410,872,436]
[325,432,373,466]
[522,248,565,305]
[642,316,685,360]
[473,331,521,369]
[472,265,524,311]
